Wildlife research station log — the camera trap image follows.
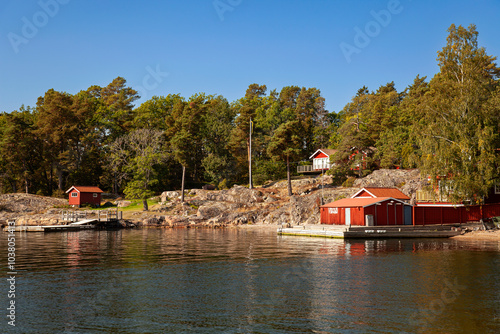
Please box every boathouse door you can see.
[404,206,412,225]
[345,208,351,226]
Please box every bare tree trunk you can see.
[181,165,186,203]
[23,160,29,194]
[56,166,64,190]
[143,199,149,211]
[287,155,292,196]
[49,163,53,195]
[113,174,119,195]
[11,179,17,193]
[247,138,253,189]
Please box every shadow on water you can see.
[0,229,499,333]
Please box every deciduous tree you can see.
[416,24,500,203]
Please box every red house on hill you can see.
[298,149,337,173]
[66,186,103,207]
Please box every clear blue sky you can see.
[1,0,499,114]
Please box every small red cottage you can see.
[66,186,103,207]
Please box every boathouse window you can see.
[71,192,78,197]
[93,193,98,198]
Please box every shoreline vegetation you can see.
[1,169,500,240]
[1,25,500,212]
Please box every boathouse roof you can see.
[321,197,407,208]
[351,187,410,200]
[65,186,104,193]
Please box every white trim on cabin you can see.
[351,188,376,199]
[309,149,331,160]
[66,186,80,194]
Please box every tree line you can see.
[1,24,499,204]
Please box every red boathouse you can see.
[320,197,412,226]
[66,186,103,207]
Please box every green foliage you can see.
[51,189,66,198]
[202,153,232,185]
[267,120,303,195]
[253,159,287,186]
[200,95,236,185]
[415,24,500,203]
[342,177,356,188]
[218,178,229,190]
[119,198,159,211]
[111,128,165,210]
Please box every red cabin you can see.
[309,149,337,171]
[320,197,412,226]
[66,186,103,207]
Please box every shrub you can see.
[218,178,230,190]
[52,189,65,198]
[342,177,356,188]
[253,160,286,186]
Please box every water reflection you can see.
[0,229,499,333]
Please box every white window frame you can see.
[71,192,78,197]
[93,193,98,198]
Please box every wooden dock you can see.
[278,224,462,239]
[4,209,123,233]
[7,223,96,232]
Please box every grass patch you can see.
[120,198,160,211]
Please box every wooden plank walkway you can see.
[70,219,98,225]
[278,224,462,239]
[6,224,96,232]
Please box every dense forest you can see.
[1,24,499,204]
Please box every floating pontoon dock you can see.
[278,224,462,239]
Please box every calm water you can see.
[1,228,500,333]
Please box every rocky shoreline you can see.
[2,169,499,239]
[1,169,425,229]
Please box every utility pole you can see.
[321,159,324,205]
[249,118,253,189]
